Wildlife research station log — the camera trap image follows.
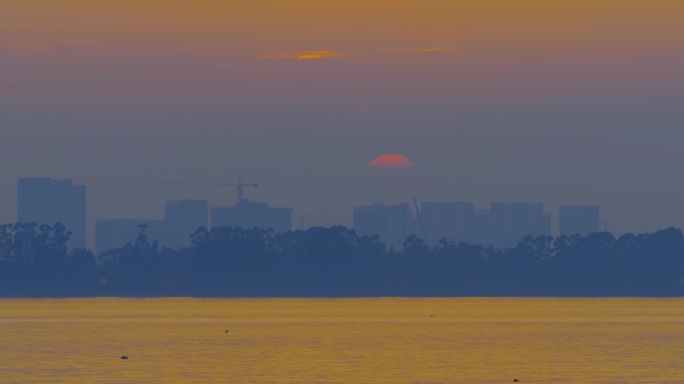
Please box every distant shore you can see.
[3,224,684,299]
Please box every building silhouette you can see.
[418,201,553,248]
[420,202,476,244]
[159,178,292,234]
[559,205,599,236]
[17,178,86,250]
[211,201,292,234]
[164,200,208,248]
[354,201,554,249]
[489,203,551,247]
[354,203,413,250]
[95,200,208,253]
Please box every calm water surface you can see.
[1,298,683,383]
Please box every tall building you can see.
[211,201,292,234]
[489,203,551,248]
[96,200,209,253]
[17,178,86,250]
[95,219,164,254]
[354,203,413,250]
[559,205,599,236]
[164,200,208,248]
[473,209,494,245]
[420,202,476,244]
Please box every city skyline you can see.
[13,176,604,251]
[2,1,684,242]
[1,143,679,243]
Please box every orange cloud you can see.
[296,50,344,60]
[261,50,345,60]
[417,47,450,53]
[0,45,49,51]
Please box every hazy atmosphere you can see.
[2,1,684,248]
[4,3,684,383]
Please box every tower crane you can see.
[413,197,429,247]
[160,177,258,205]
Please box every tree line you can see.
[1,222,683,297]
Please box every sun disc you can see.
[368,153,415,167]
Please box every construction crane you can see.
[160,177,258,204]
[413,197,429,247]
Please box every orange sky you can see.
[3,1,684,58]
[2,1,684,239]
[3,0,683,104]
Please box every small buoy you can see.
[430,315,434,318]
[121,356,128,360]
[225,330,229,333]
[513,379,519,382]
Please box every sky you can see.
[2,1,684,247]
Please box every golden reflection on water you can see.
[1,298,684,383]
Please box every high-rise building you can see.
[420,202,476,244]
[211,201,292,234]
[95,219,164,254]
[473,209,493,245]
[164,200,208,248]
[354,203,413,250]
[17,178,86,250]
[96,200,209,253]
[559,205,599,236]
[489,203,551,248]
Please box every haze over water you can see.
[2,298,683,383]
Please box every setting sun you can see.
[368,154,415,167]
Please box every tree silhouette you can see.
[1,222,683,297]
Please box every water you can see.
[1,298,683,383]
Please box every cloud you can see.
[417,47,450,53]
[0,45,49,51]
[261,50,345,60]
[296,50,344,60]
[260,47,448,62]
[261,51,295,59]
